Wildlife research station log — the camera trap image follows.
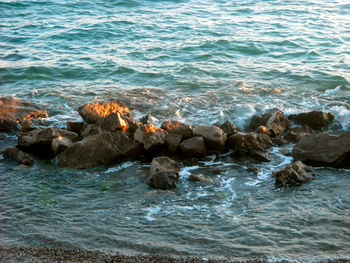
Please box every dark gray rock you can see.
[221,120,238,137]
[227,132,273,155]
[165,134,182,152]
[274,161,316,186]
[193,124,227,151]
[134,124,167,151]
[161,120,193,139]
[67,121,86,137]
[51,137,73,156]
[150,156,180,176]
[82,124,100,138]
[179,136,207,157]
[285,125,315,142]
[289,111,334,130]
[2,146,34,165]
[146,172,178,189]
[98,112,127,132]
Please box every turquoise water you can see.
[1,0,350,261]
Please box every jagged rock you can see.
[20,119,32,133]
[134,124,167,151]
[165,134,182,152]
[179,136,207,157]
[146,172,178,190]
[81,124,100,138]
[51,137,73,156]
[139,113,154,125]
[289,111,334,130]
[58,131,142,169]
[292,131,350,168]
[188,174,207,182]
[67,121,86,137]
[221,120,238,136]
[285,125,315,142]
[249,150,272,162]
[18,128,79,158]
[271,137,288,146]
[274,161,316,186]
[193,124,227,151]
[2,146,34,165]
[0,97,48,131]
[98,112,127,132]
[161,120,193,139]
[250,108,289,137]
[78,99,133,124]
[227,132,273,159]
[150,156,180,176]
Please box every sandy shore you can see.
[1,247,350,263]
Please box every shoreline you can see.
[1,247,350,263]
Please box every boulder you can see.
[134,124,167,151]
[288,111,334,130]
[150,156,180,176]
[81,124,100,138]
[146,172,178,190]
[0,97,48,131]
[51,137,73,156]
[98,112,127,132]
[2,146,34,165]
[193,124,227,151]
[58,131,142,169]
[78,99,133,124]
[161,120,193,139]
[249,109,289,137]
[221,120,238,137]
[139,113,154,125]
[292,131,350,168]
[67,121,86,137]
[179,136,207,157]
[274,161,316,186]
[165,134,182,152]
[20,119,32,133]
[285,125,315,142]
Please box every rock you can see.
[67,121,86,137]
[249,108,289,137]
[139,113,154,125]
[78,99,133,124]
[18,128,79,158]
[250,150,272,162]
[146,172,178,190]
[285,125,315,142]
[98,112,127,132]
[0,97,48,131]
[210,167,226,175]
[133,124,167,151]
[81,124,100,138]
[289,111,334,130]
[274,161,316,186]
[271,137,288,146]
[51,137,73,156]
[292,131,350,168]
[256,125,270,135]
[149,156,180,176]
[2,146,34,165]
[58,131,142,169]
[221,120,238,136]
[227,132,272,160]
[193,124,227,151]
[179,136,207,157]
[20,119,32,133]
[161,120,193,139]
[165,134,182,152]
[189,174,206,182]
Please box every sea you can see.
[0,0,349,262]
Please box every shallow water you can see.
[1,0,350,261]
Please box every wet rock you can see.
[150,156,180,176]
[249,150,272,162]
[20,119,32,133]
[18,128,79,158]
[193,124,227,151]
[161,120,193,139]
[82,124,100,138]
[78,99,133,124]
[134,124,167,151]
[98,112,127,132]
[58,131,142,169]
[285,125,315,142]
[51,137,73,156]
[227,132,273,155]
[249,108,289,137]
[292,131,350,168]
[271,137,288,146]
[221,120,238,137]
[139,113,154,125]
[256,125,270,135]
[146,171,178,190]
[0,96,48,131]
[210,167,226,175]
[67,121,86,137]
[165,133,182,152]
[2,146,34,165]
[274,161,316,186]
[289,111,334,130]
[179,136,207,157]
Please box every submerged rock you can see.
[0,96,48,131]
[133,124,167,151]
[78,99,133,124]
[274,161,315,186]
[149,156,180,176]
[179,136,207,157]
[292,131,350,168]
[2,146,34,165]
[289,111,334,130]
[193,124,227,151]
[146,171,178,190]
[161,120,193,139]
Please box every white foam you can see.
[179,166,200,178]
[324,85,342,96]
[245,179,262,186]
[104,162,135,174]
[143,206,161,222]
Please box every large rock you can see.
[274,161,316,186]
[134,124,167,151]
[221,120,238,137]
[292,131,350,168]
[18,128,79,158]
[285,125,315,142]
[179,136,207,157]
[249,109,289,137]
[98,112,127,132]
[193,124,227,151]
[51,137,73,156]
[165,134,182,152]
[58,131,142,169]
[78,99,133,124]
[289,111,334,130]
[146,172,178,190]
[149,156,180,176]
[2,146,34,165]
[0,97,48,131]
[146,157,180,190]
[161,120,193,139]
[67,121,86,137]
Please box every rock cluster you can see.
[1,96,347,189]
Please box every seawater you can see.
[0,0,349,261]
